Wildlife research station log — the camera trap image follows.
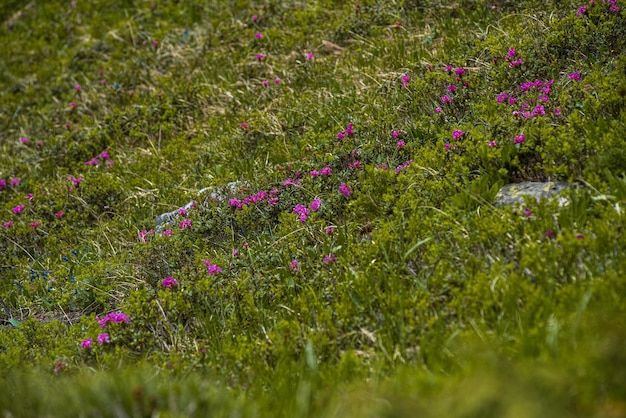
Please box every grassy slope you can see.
[1,0,626,416]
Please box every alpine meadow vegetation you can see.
[1,0,626,416]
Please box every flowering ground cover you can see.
[1,0,625,416]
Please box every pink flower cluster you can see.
[98,312,130,328]
[84,150,113,166]
[310,165,332,177]
[162,276,179,288]
[229,189,272,210]
[500,79,562,119]
[401,74,411,88]
[336,123,354,140]
[339,183,352,196]
[293,204,310,223]
[203,260,222,275]
[395,160,413,174]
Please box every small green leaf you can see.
[8,318,21,327]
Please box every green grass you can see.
[1,0,626,416]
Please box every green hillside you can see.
[1,0,625,416]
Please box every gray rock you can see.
[493,181,578,208]
[155,181,249,232]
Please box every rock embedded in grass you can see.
[493,181,581,208]
[155,181,249,232]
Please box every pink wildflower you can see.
[310,199,321,211]
[569,71,582,82]
[441,95,451,104]
[13,204,25,214]
[401,74,411,87]
[239,122,249,130]
[488,140,497,148]
[30,222,39,229]
[392,130,400,139]
[444,143,452,150]
[289,259,299,272]
[310,169,319,177]
[447,84,456,93]
[255,32,263,39]
[97,333,110,345]
[262,80,269,87]
[80,338,93,349]
[252,15,258,21]
[3,221,12,227]
[497,93,508,103]
[320,166,332,176]
[203,260,223,275]
[162,277,179,288]
[397,140,406,148]
[20,137,28,144]
[255,53,264,61]
[506,48,516,60]
[325,226,336,234]
[178,208,188,216]
[98,312,130,328]
[70,102,76,108]
[163,229,172,236]
[99,151,110,159]
[452,130,464,140]
[233,249,239,256]
[306,52,314,59]
[339,183,352,197]
[179,219,192,229]
[10,178,19,187]
[514,134,526,144]
[323,254,336,264]
[435,107,443,113]
[576,5,587,16]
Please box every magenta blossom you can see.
[4,221,13,227]
[98,312,130,328]
[293,204,310,222]
[30,222,39,229]
[514,134,526,144]
[310,199,321,211]
[447,84,456,93]
[289,259,299,272]
[435,107,443,113]
[203,260,222,275]
[441,95,451,104]
[569,71,582,82]
[339,183,352,197]
[320,166,332,176]
[325,226,336,234]
[80,338,93,349]
[323,254,336,264]
[12,204,25,214]
[20,137,28,144]
[162,277,179,288]
[452,130,464,140]
[10,178,20,187]
[255,32,263,39]
[97,333,110,345]
[179,219,192,229]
